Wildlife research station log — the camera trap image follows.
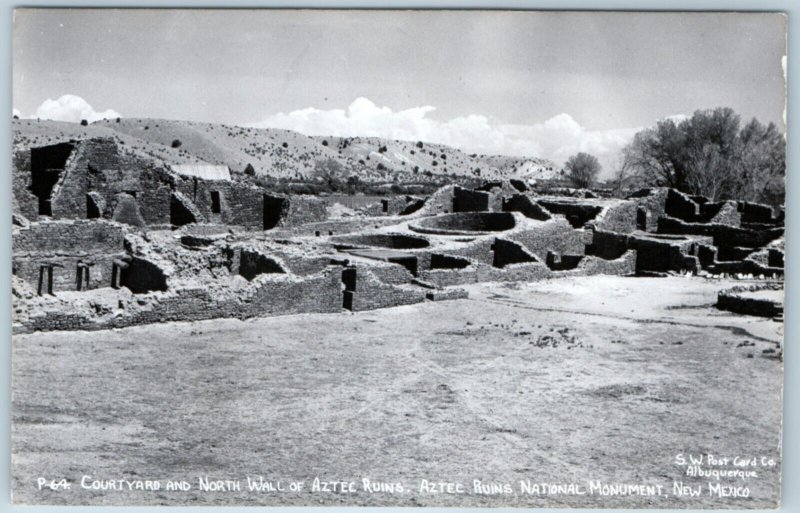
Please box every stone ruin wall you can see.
[13,220,127,293]
[11,137,786,332]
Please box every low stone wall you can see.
[15,268,344,333]
[344,267,427,312]
[502,194,552,221]
[576,251,637,276]
[492,238,540,268]
[628,234,701,274]
[716,283,783,317]
[657,216,784,248]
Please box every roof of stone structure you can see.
[170,164,231,181]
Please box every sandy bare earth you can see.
[12,276,783,508]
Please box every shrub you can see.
[564,152,601,189]
[80,119,88,126]
[171,139,182,148]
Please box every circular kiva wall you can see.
[332,233,430,249]
[410,212,516,235]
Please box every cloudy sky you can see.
[13,9,786,176]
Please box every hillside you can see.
[12,117,560,184]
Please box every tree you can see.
[622,107,785,204]
[171,139,182,148]
[346,175,360,195]
[564,152,601,189]
[243,163,256,176]
[80,119,88,126]
[313,158,346,192]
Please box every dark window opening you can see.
[210,191,221,214]
[637,207,648,231]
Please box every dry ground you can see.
[12,276,783,508]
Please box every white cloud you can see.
[33,94,121,123]
[663,113,689,124]
[249,97,643,178]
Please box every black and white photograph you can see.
[10,8,787,508]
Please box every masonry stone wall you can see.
[576,251,637,276]
[414,185,457,216]
[16,268,344,333]
[492,238,540,268]
[594,201,639,233]
[365,262,415,285]
[628,234,700,273]
[627,188,669,232]
[502,194,552,221]
[453,186,491,212]
[174,178,269,230]
[344,267,426,312]
[49,139,175,225]
[665,189,700,221]
[707,201,741,226]
[357,196,414,216]
[13,220,127,293]
[537,200,604,228]
[739,202,777,224]
[717,284,783,317]
[657,217,784,248]
[12,149,39,220]
[587,229,630,260]
[507,219,587,261]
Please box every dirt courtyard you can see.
[12,276,783,508]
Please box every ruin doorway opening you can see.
[30,142,75,216]
[119,258,168,294]
[86,194,102,219]
[76,262,92,291]
[342,267,357,310]
[37,264,54,295]
[210,191,222,214]
[170,193,198,226]
[263,195,285,230]
[238,251,285,281]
